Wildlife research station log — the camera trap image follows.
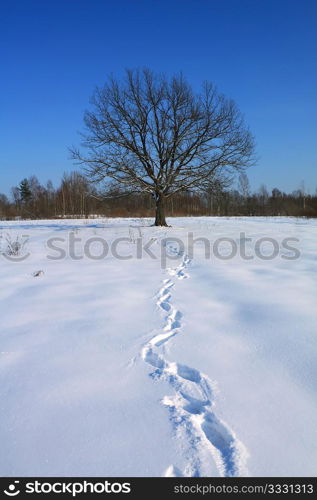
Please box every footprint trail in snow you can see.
[141,248,249,477]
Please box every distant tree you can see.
[272,188,282,198]
[258,184,269,215]
[19,178,32,204]
[11,186,20,208]
[71,68,255,225]
[258,184,269,199]
[238,172,250,198]
[271,188,283,215]
[292,189,301,198]
[0,193,8,205]
[46,180,54,194]
[203,177,229,215]
[299,180,306,210]
[58,171,91,217]
[0,193,9,218]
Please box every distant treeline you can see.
[0,171,316,219]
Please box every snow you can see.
[0,216,316,477]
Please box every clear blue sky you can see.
[1,0,316,196]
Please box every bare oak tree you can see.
[71,69,255,225]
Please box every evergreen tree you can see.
[19,178,32,204]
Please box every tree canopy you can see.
[71,69,255,225]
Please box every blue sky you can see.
[1,0,316,196]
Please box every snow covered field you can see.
[0,216,316,477]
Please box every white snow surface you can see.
[0,216,316,477]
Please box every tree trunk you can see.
[154,195,168,226]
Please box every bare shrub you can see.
[3,233,28,257]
